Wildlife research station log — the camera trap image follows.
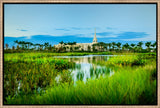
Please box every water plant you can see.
[4,52,157,104]
[4,54,75,102]
[5,62,156,104]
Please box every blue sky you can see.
[4,4,156,46]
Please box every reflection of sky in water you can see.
[53,55,116,58]
[55,55,115,85]
[71,63,92,84]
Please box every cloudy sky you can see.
[4,4,156,46]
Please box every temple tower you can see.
[93,28,97,44]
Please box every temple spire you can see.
[94,28,96,38]
[93,28,97,43]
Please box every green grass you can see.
[4,52,157,104]
[106,55,146,66]
[4,52,113,60]
[5,62,156,104]
[4,55,75,101]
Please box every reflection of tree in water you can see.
[90,65,111,79]
[69,55,114,83]
[68,56,109,64]
[92,56,96,62]
[88,57,91,63]
[75,64,81,69]
[76,71,84,81]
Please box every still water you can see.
[13,55,116,96]
[54,55,115,84]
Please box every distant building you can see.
[54,29,99,52]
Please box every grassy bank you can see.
[6,62,156,104]
[4,52,157,104]
[4,52,156,59]
[4,52,113,59]
[4,56,75,102]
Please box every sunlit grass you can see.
[4,55,75,101]
[6,62,156,104]
[4,52,157,104]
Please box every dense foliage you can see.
[4,41,156,53]
[4,52,157,104]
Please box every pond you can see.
[54,55,116,85]
[4,55,116,98]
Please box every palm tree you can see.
[131,43,135,48]
[123,43,129,51]
[72,42,76,45]
[92,43,98,52]
[44,42,49,50]
[87,45,91,52]
[25,42,32,50]
[116,42,121,51]
[12,46,15,50]
[98,42,106,52]
[35,44,41,50]
[17,41,22,49]
[104,43,108,51]
[14,40,20,50]
[74,46,80,51]
[34,44,39,50]
[48,44,52,51]
[151,42,156,52]
[30,42,33,50]
[59,41,64,45]
[130,43,136,52]
[145,42,151,52]
[14,40,19,45]
[24,41,28,50]
[67,42,76,52]
[20,41,26,50]
[39,44,44,50]
[16,45,20,50]
[137,41,143,52]
[108,43,112,51]
[111,42,116,51]
[5,44,9,50]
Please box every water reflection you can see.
[54,55,115,84]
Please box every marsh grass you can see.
[4,52,157,104]
[106,55,146,66]
[6,62,156,104]
[4,52,113,60]
[4,54,75,102]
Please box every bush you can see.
[107,55,146,66]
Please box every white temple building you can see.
[54,29,98,52]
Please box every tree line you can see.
[4,40,156,53]
[92,41,156,52]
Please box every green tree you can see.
[98,42,106,52]
[44,42,49,50]
[108,43,112,51]
[59,41,64,45]
[14,40,19,45]
[111,42,116,51]
[5,44,9,50]
[123,43,129,51]
[104,43,108,51]
[12,46,15,50]
[92,43,98,52]
[48,44,52,51]
[145,42,151,52]
[116,42,121,51]
[151,42,156,52]
[137,41,143,52]
[87,45,91,52]
[131,43,136,52]
[67,42,76,52]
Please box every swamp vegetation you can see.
[4,52,157,104]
